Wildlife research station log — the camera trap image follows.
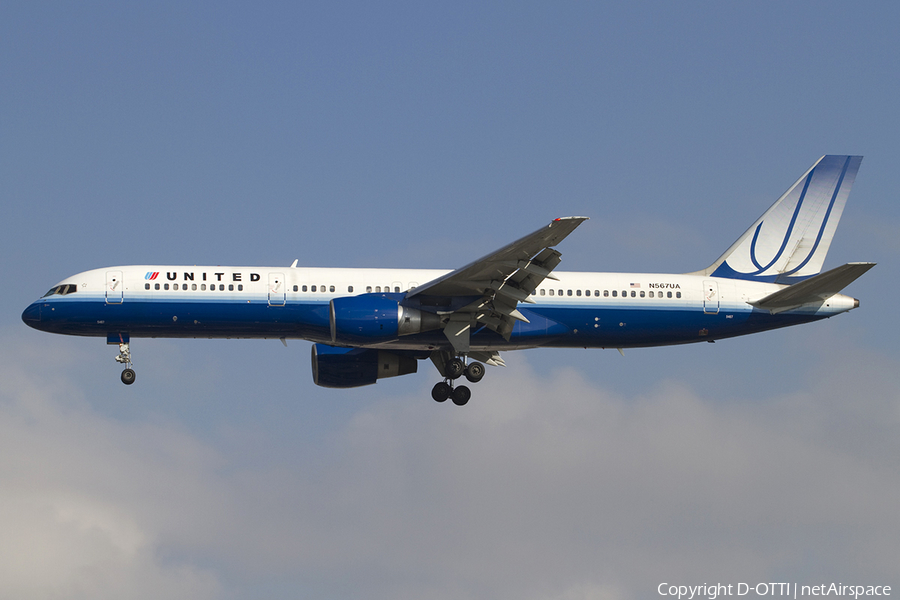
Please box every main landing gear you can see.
[115,342,136,385]
[431,357,485,406]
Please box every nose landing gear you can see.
[115,342,136,385]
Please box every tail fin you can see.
[697,155,862,283]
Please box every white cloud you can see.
[1,334,897,599]
[0,343,223,600]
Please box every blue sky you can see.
[2,3,899,599]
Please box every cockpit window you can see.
[42,284,78,297]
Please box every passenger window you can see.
[366,286,372,293]
[604,290,609,297]
[200,284,206,291]
[540,289,545,296]
[549,289,554,296]
[330,285,335,293]
[229,284,234,291]
[182,284,188,290]
[164,284,169,290]
[594,290,600,296]
[667,291,672,298]
[640,291,645,298]
[576,290,581,297]
[145,283,150,290]
[612,290,617,297]
[348,286,353,293]
[649,291,654,298]
[630,290,635,297]
[311,285,317,292]
[394,286,400,293]
[676,291,682,298]
[293,285,298,292]
[375,286,381,293]
[192,284,197,291]
[558,290,563,296]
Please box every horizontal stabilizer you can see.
[750,262,875,312]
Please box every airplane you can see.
[22,155,874,406]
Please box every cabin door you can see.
[703,280,719,314]
[106,271,123,304]
[268,272,285,306]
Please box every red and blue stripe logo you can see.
[145,272,160,280]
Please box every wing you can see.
[407,216,588,352]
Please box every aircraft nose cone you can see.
[21,303,41,326]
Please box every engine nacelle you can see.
[311,343,417,388]
[329,295,441,344]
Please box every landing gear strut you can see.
[115,342,136,385]
[431,354,484,406]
